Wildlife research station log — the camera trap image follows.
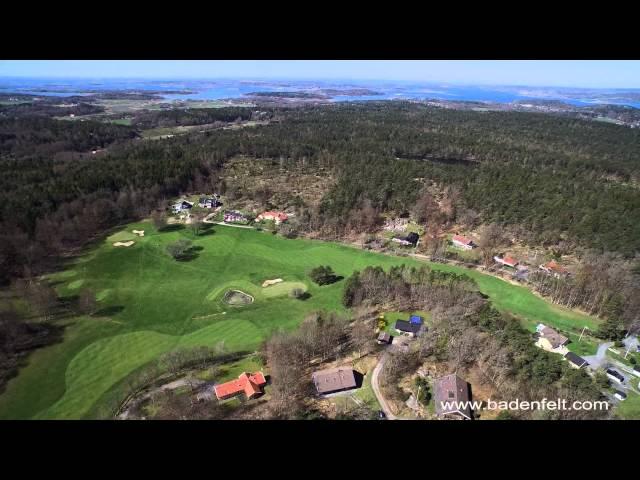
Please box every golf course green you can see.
[0,222,600,419]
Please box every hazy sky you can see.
[1,60,639,88]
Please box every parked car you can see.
[378,410,387,419]
[614,390,627,401]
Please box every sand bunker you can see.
[113,241,135,247]
[262,278,284,288]
[132,230,145,237]
[222,290,254,305]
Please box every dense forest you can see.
[0,101,638,324]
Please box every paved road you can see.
[210,221,254,229]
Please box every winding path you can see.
[370,353,413,420]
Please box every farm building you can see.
[494,255,519,268]
[171,200,193,214]
[223,211,247,223]
[312,367,359,395]
[564,352,588,369]
[535,324,570,354]
[256,211,288,224]
[452,234,476,250]
[434,374,472,420]
[394,319,421,337]
[213,371,267,401]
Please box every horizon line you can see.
[1,76,639,91]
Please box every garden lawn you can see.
[0,222,600,419]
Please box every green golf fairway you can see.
[0,222,599,419]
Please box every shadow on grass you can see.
[159,224,185,233]
[295,292,312,301]
[94,305,125,317]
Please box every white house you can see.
[452,234,475,250]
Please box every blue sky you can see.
[0,60,639,88]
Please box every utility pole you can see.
[579,326,589,342]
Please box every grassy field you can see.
[615,389,640,419]
[0,222,601,419]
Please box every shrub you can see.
[309,265,339,285]
[166,239,193,259]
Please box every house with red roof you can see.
[452,234,476,250]
[494,255,519,268]
[213,371,267,401]
[539,260,569,278]
[256,211,289,224]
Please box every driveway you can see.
[371,354,397,420]
[584,341,613,370]
[370,353,414,420]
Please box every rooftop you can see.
[395,319,421,334]
[214,371,267,400]
[312,367,357,394]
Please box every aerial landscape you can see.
[0,60,639,421]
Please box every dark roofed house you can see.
[312,367,359,395]
[406,232,419,245]
[394,320,421,337]
[564,352,588,369]
[391,232,420,247]
[434,374,472,420]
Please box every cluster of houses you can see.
[212,314,477,420]
[376,315,424,346]
[451,233,571,279]
[171,195,222,214]
[169,195,291,228]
